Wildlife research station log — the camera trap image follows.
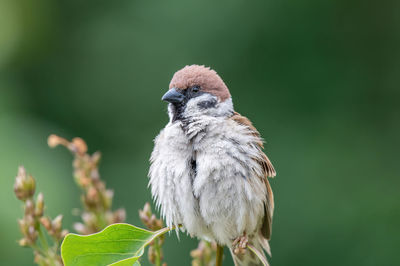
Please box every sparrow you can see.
[149,65,276,265]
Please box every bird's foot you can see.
[232,232,248,255]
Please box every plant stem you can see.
[216,244,223,266]
[38,226,49,252]
[37,226,58,265]
[31,243,46,256]
[154,238,161,266]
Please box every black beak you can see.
[161,88,184,103]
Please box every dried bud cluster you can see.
[190,240,217,266]
[14,166,67,266]
[139,203,166,265]
[139,202,163,231]
[14,167,36,201]
[40,215,69,241]
[48,134,126,234]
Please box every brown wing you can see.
[230,112,276,178]
[230,112,276,240]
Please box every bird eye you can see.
[192,86,200,92]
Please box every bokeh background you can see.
[1,0,399,265]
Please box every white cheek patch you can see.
[183,94,234,118]
[213,97,234,117]
[184,94,216,116]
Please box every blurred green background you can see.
[1,0,399,265]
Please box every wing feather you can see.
[230,112,276,178]
[230,112,275,240]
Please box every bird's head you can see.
[162,65,233,122]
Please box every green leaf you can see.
[61,223,170,266]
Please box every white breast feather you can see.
[149,102,267,245]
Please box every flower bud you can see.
[80,176,91,187]
[19,238,30,247]
[91,152,101,165]
[90,169,100,180]
[73,157,81,170]
[34,251,43,264]
[48,134,68,148]
[60,229,69,239]
[39,217,52,231]
[86,187,99,207]
[105,211,114,225]
[73,223,87,234]
[82,212,96,226]
[139,203,152,227]
[72,137,87,155]
[25,214,35,227]
[139,211,149,226]
[190,248,202,258]
[35,193,44,217]
[113,209,126,223]
[143,202,152,217]
[28,226,36,236]
[27,225,38,243]
[103,189,114,209]
[25,199,35,217]
[14,166,36,201]
[18,219,28,235]
[155,217,163,230]
[51,215,63,233]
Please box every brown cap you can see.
[169,65,231,102]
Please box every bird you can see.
[149,65,276,266]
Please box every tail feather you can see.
[258,233,271,257]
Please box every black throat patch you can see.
[171,86,209,122]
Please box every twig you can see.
[216,244,223,266]
[153,238,161,266]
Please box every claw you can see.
[232,232,248,255]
